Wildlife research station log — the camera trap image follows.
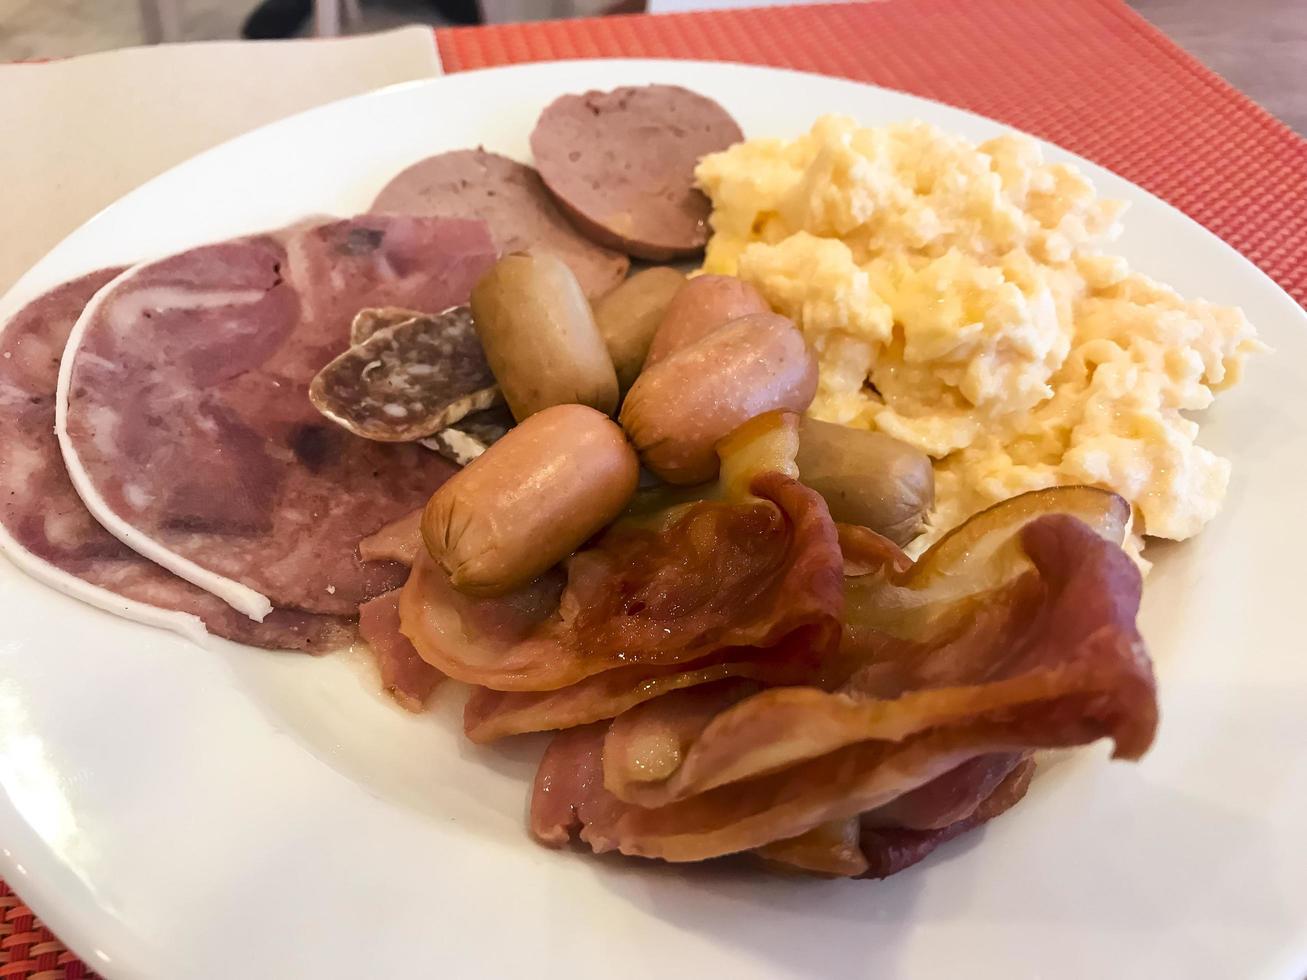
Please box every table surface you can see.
[1127,0,1307,134]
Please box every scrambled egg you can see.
[695,116,1261,559]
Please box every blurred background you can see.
[1,0,1302,134]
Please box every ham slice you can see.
[0,270,352,650]
[57,216,496,621]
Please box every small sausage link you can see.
[621,313,817,485]
[470,252,619,421]
[422,404,639,596]
[795,417,934,546]
[644,274,770,366]
[591,267,687,390]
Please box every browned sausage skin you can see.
[644,274,770,367]
[422,404,639,596]
[470,252,619,421]
[592,267,687,390]
[620,313,818,485]
[795,417,934,546]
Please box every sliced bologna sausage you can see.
[0,270,352,651]
[372,148,629,298]
[57,215,498,622]
[530,85,743,261]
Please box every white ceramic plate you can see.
[1,60,1304,980]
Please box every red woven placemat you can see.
[438,0,1307,308]
[0,882,96,979]
[4,2,1304,976]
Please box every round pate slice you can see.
[0,270,352,650]
[57,215,498,621]
[372,148,629,298]
[529,85,744,261]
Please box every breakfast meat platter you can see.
[0,60,1303,980]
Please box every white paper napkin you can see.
[0,26,443,294]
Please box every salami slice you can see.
[372,148,629,298]
[57,215,498,621]
[310,306,501,442]
[0,270,352,651]
[530,85,743,261]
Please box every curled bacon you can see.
[754,819,868,876]
[531,719,1037,879]
[400,471,844,692]
[535,507,1155,865]
[464,640,818,743]
[389,404,1157,878]
[859,758,1035,879]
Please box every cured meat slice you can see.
[372,148,629,297]
[358,588,442,710]
[526,495,1155,869]
[340,306,513,462]
[58,215,497,620]
[864,753,1025,831]
[858,758,1035,879]
[756,755,1030,877]
[0,270,352,651]
[581,517,1154,862]
[358,507,423,566]
[530,85,744,260]
[399,471,844,691]
[602,511,1151,811]
[462,639,821,743]
[310,306,501,442]
[753,819,868,877]
[529,722,1035,879]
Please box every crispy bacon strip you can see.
[757,754,1030,877]
[753,820,868,876]
[532,510,1153,864]
[532,722,1036,878]
[462,627,838,742]
[604,500,1145,808]
[400,472,844,691]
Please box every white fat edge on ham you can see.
[55,261,276,623]
[0,517,213,645]
[0,297,214,646]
